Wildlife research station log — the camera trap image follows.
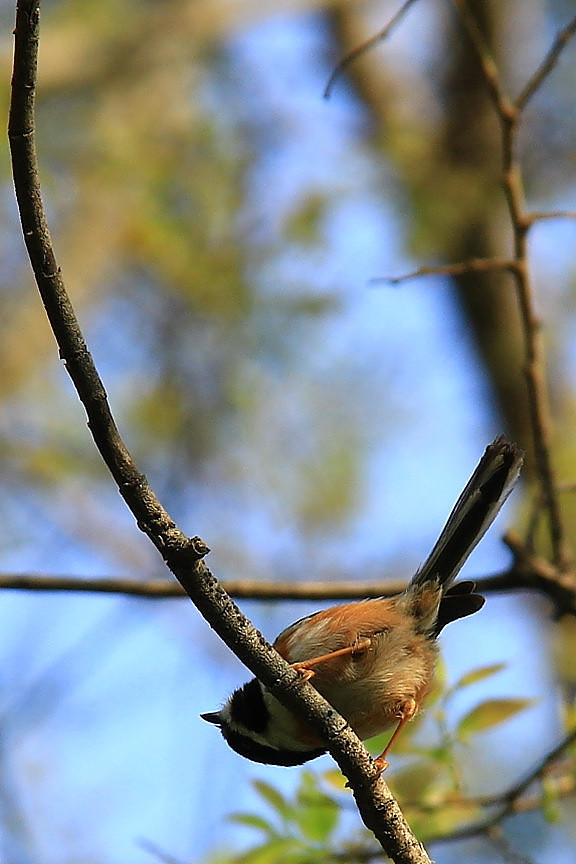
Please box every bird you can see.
[202,436,523,770]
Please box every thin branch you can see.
[515,13,576,111]
[323,0,420,99]
[526,210,576,225]
[449,0,512,118]
[345,725,576,858]
[501,132,569,573]
[450,0,572,570]
[7,3,430,861]
[485,827,537,864]
[3,537,576,618]
[0,572,407,599]
[370,257,516,286]
[526,480,576,552]
[441,725,576,843]
[499,530,576,617]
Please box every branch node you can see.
[189,535,211,559]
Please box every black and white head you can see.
[201,677,325,766]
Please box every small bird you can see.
[202,436,523,769]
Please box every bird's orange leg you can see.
[373,697,418,772]
[291,638,372,681]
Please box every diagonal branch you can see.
[7,2,430,861]
[515,13,576,111]
[323,0,420,99]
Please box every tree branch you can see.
[338,726,576,858]
[450,0,574,570]
[2,551,576,618]
[7,2,430,861]
[371,257,517,286]
[323,0,420,99]
[515,13,576,111]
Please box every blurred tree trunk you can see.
[328,0,532,460]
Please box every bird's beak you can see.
[201,711,222,726]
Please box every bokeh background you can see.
[1,0,576,862]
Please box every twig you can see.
[526,210,576,225]
[370,257,516,286]
[515,13,576,111]
[336,760,576,859]
[450,0,573,571]
[7,3,430,862]
[0,572,407,599]
[323,0,420,99]
[499,529,576,617]
[485,827,536,864]
[2,556,576,613]
[449,0,510,117]
[442,725,576,844]
[526,480,576,552]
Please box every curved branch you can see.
[7,2,430,861]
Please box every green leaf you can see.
[228,812,277,836]
[235,837,301,864]
[452,663,507,693]
[294,795,339,843]
[253,780,290,820]
[457,698,533,741]
[389,759,442,804]
[294,772,339,842]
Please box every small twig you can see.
[449,0,512,117]
[500,529,576,617]
[485,826,537,864]
[324,0,420,99]
[526,210,576,225]
[501,128,569,570]
[428,725,576,844]
[370,257,516,286]
[515,13,576,111]
[526,480,576,551]
[500,726,576,811]
[337,761,576,859]
[138,838,189,864]
[449,0,573,570]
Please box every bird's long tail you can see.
[410,436,523,592]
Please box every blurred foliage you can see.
[0,0,382,569]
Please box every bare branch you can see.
[0,571,405,599]
[515,13,576,111]
[3,539,576,617]
[324,0,420,99]
[7,2,431,861]
[449,0,513,118]
[526,210,576,225]
[344,724,576,857]
[449,0,572,570]
[500,132,569,572]
[370,257,516,286]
